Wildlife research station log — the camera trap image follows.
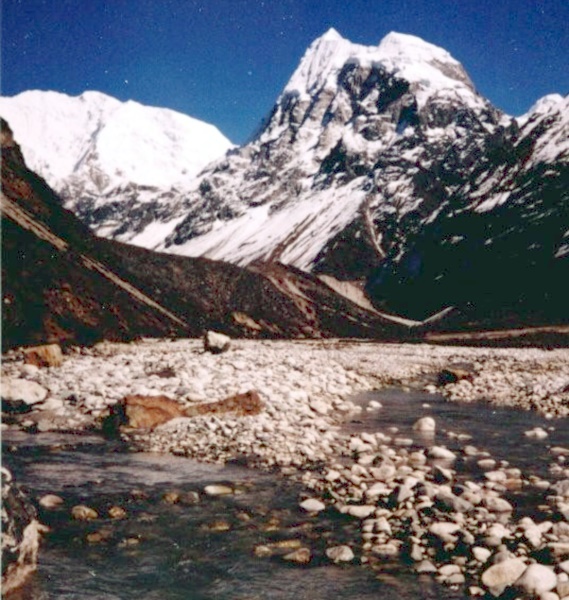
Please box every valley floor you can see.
[2,339,569,598]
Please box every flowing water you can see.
[3,388,568,600]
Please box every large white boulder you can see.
[1,379,47,405]
[203,331,231,354]
[481,558,527,597]
[515,563,557,595]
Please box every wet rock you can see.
[254,539,302,558]
[204,485,233,497]
[38,494,64,509]
[437,368,473,386]
[326,545,355,563]
[206,520,231,532]
[283,547,311,564]
[180,491,200,505]
[22,344,63,368]
[525,427,549,439]
[481,557,527,597]
[86,528,113,544]
[413,416,436,433]
[299,498,325,513]
[483,496,513,513]
[428,446,456,461]
[71,505,98,521]
[162,491,181,504]
[416,559,437,573]
[515,563,557,596]
[108,506,127,519]
[2,468,49,594]
[204,331,231,354]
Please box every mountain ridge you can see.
[1,30,567,326]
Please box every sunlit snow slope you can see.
[0,90,233,241]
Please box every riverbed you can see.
[2,339,569,598]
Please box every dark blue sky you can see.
[2,0,568,144]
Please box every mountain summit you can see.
[285,29,475,103]
[0,90,233,243]
[1,30,567,324]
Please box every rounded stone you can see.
[299,498,326,513]
[71,505,98,521]
[108,506,127,519]
[39,494,64,509]
[204,485,233,497]
[515,563,557,595]
[413,416,436,433]
[326,545,355,563]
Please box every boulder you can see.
[105,390,263,431]
[203,331,231,354]
[106,394,186,430]
[22,344,63,368]
[1,468,49,594]
[299,498,326,513]
[283,547,311,564]
[71,505,98,520]
[428,521,462,543]
[428,446,456,461]
[515,563,557,595]
[1,379,48,413]
[413,416,436,433]
[204,485,233,497]
[326,545,355,563]
[481,558,527,597]
[437,367,473,386]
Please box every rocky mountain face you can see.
[2,30,567,326]
[1,118,410,351]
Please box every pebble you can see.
[326,545,355,563]
[204,485,233,497]
[71,505,98,521]
[39,494,64,509]
[283,547,311,564]
[413,416,436,433]
[299,498,326,513]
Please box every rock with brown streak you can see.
[22,344,63,368]
[105,390,263,431]
[184,390,262,418]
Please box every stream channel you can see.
[3,387,568,599]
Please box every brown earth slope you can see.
[1,119,408,350]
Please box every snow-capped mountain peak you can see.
[0,90,233,194]
[376,31,475,93]
[284,29,475,107]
